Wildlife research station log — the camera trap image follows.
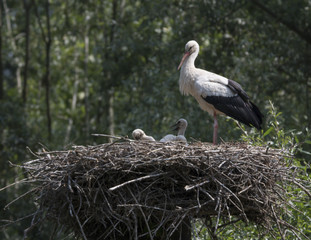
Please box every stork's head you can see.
[171,118,188,132]
[178,40,199,70]
[132,129,145,140]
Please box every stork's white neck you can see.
[177,127,186,136]
[181,50,198,72]
[179,49,199,96]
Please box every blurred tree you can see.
[0,0,3,100]
[33,0,52,140]
[22,0,32,103]
[3,0,23,94]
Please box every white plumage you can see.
[178,40,263,144]
[160,118,188,143]
[132,129,155,141]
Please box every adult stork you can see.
[132,129,156,141]
[178,40,263,144]
[160,118,188,143]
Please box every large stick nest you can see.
[23,140,297,239]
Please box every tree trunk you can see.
[44,0,52,140]
[3,0,22,94]
[33,0,52,139]
[22,0,32,103]
[65,55,79,144]
[84,27,90,140]
[108,89,115,142]
[306,43,311,129]
[102,0,118,141]
[0,0,3,100]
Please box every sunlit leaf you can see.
[263,127,273,137]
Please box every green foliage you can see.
[241,100,311,157]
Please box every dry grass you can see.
[10,139,309,239]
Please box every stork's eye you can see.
[188,46,193,51]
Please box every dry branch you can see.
[8,140,309,239]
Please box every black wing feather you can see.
[227,79,249,102]
[202,80,263,129]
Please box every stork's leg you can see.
[213,112,218,145]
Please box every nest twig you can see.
[9,140,310,239]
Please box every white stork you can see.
[160,118,188,143]
[178,40,263,144]
[132,129,156,141]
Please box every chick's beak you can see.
[170,122,180,131]
[177,51,190,70]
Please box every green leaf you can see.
[263,127,273,137]
[295,135,300,144]
[298,149,311,155]
[276,112,282,117]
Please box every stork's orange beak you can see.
[178,52,190,70]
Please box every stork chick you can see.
[160,118,188,143]
[132,129,155,141]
